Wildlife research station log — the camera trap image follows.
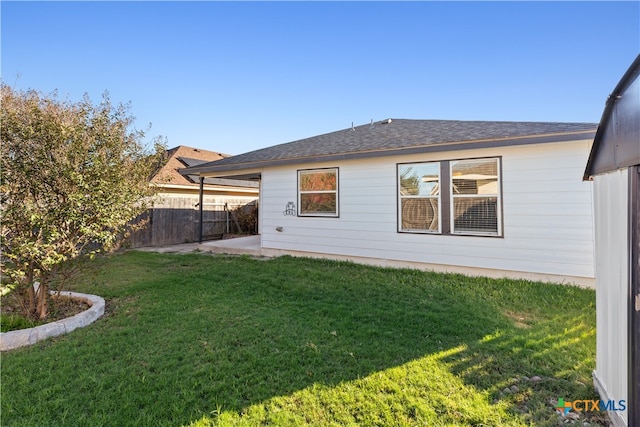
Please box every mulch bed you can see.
[1,292,89,326]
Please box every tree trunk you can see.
[26,269,37,318]
[35,283,49,320]
[27,284,36,317]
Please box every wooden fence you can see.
[128,196,257,248]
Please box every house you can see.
[583,54,640,427]
[130,145,259,247]
[185,119,597,286]
[150,145,259,198]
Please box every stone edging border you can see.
[0,290,105,351]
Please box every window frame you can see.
[297,167,340,217]
[449,157,502,237]
[396,156,503,237]
[397,162,441,234]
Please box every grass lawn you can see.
[1,251,602,426]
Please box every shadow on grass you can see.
[0,252,597,426]
[437,309,603,425]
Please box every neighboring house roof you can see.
[584,54,640,180]
[151,145,259,188]
[151,145,227,185]
[184,119,597,176]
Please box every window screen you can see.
[451,158,500,235]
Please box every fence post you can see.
[225,202,229,234]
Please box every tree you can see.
[0,85,165,320]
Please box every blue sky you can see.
[2,2,639,155]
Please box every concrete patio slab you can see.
[134,242,203,254]
[198,235,262,256]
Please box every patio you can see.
[198,235,261,256]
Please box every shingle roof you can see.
[185,119,597,175]
[150,145,228,186]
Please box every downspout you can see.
[198,176,204,243]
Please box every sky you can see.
[2,1,639,155]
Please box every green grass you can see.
[1,251,601,426]
[0,314,41,332]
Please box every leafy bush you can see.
[0,85,165,320]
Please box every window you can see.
[397,157,502,237]
[298,168,339,217]
[451,158,500,235]
[398,162,440,232]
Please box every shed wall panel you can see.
[593,169,629,426]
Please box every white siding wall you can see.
[593,169,629,426]
[260,139,595,280]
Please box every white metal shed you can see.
[584,54,640,427]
